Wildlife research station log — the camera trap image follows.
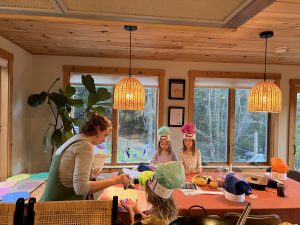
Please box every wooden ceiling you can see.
[0,0,299,65]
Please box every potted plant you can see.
[27,75,111,162]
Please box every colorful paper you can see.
[0,180,17,188]
[0,188,9,199]
[29,172,49,179]
[6,174,30,182]
[1,191,30,203]
[100,186,150,212]
[9,179,46,193]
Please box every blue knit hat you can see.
[224,173,252,202]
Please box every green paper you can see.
[6,174,30,182]
[29,172,49,179]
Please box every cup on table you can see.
[277,182,285,197]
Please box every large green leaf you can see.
[65,104,72,113]
[42,125,51,152]
[88,93,99,107]
[64,130,74,140]
[59,89,64,95]
[82,75,96,93]
[92,106,105,115]
[27,91,47,108]
[51,129,63,148]
[66,85,76,98]
[73,118,86,127]
[60,112,72,132]
[50,92,69,108]
[69,99,84,107]
[97,88,111,101]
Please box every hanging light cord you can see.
[264,35,268,81]
[129,27,132,78]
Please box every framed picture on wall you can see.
[168,107,184,127]
[169,79,185,100]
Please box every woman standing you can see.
[41,113,130,201]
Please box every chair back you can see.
[287,170,300,182]
[0,198,24,225]
[30,196,118,225]
[224,213,281,225]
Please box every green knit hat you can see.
[148,161,185,198]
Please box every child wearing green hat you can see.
[120,161,185,225]
[179,123,202,175]
[149,126,177,169]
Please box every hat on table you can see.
[148,161,185,199]
[224,173,252,202]
[181,123,196,140]
[158,126,171,141]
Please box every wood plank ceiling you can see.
[0,0,299,65]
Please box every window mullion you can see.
[111,108,118,166]
[228,89,235,165]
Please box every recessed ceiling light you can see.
[274,47,289,54]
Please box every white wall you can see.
[0,36,33,175]
[30,55,300,172]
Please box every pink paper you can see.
[0,180,17,188]
[0,188,9,197]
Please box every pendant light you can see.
[248,31,282,113]
[113,25,145,110]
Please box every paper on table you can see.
[122,168,140,179]
[0,180,17,188]
[9,178,46,193]
[6,174,30,182]
[100,186,150,212]
[29,172,49,179]
[180,188,224,196]
[0,188,9,200]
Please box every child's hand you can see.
[120,198,137,212]
[91,168,102,179]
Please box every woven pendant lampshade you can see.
[248,31,282,113]
[113,25,145,110]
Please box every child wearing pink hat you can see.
[179,123,202,175]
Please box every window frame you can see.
[188,70,281,166]
[0,48,13,180]
[288,79,300,170]
[63,65,165,166]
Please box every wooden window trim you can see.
[288,79,300,169]
[63,65,165,166]
[0,48,14,179]
[188,70,281,166]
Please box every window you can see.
[189,71,280,166]
[288,80,300,171]
[0,48,13,180]
[64,66,164,166]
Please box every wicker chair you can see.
[28,196,118,225]
[0,198,25,225]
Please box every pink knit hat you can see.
[181,123,196,140]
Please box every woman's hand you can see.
[114,174,130,186]
[91,168,102,179]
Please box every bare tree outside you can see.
[194,87,268,163]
